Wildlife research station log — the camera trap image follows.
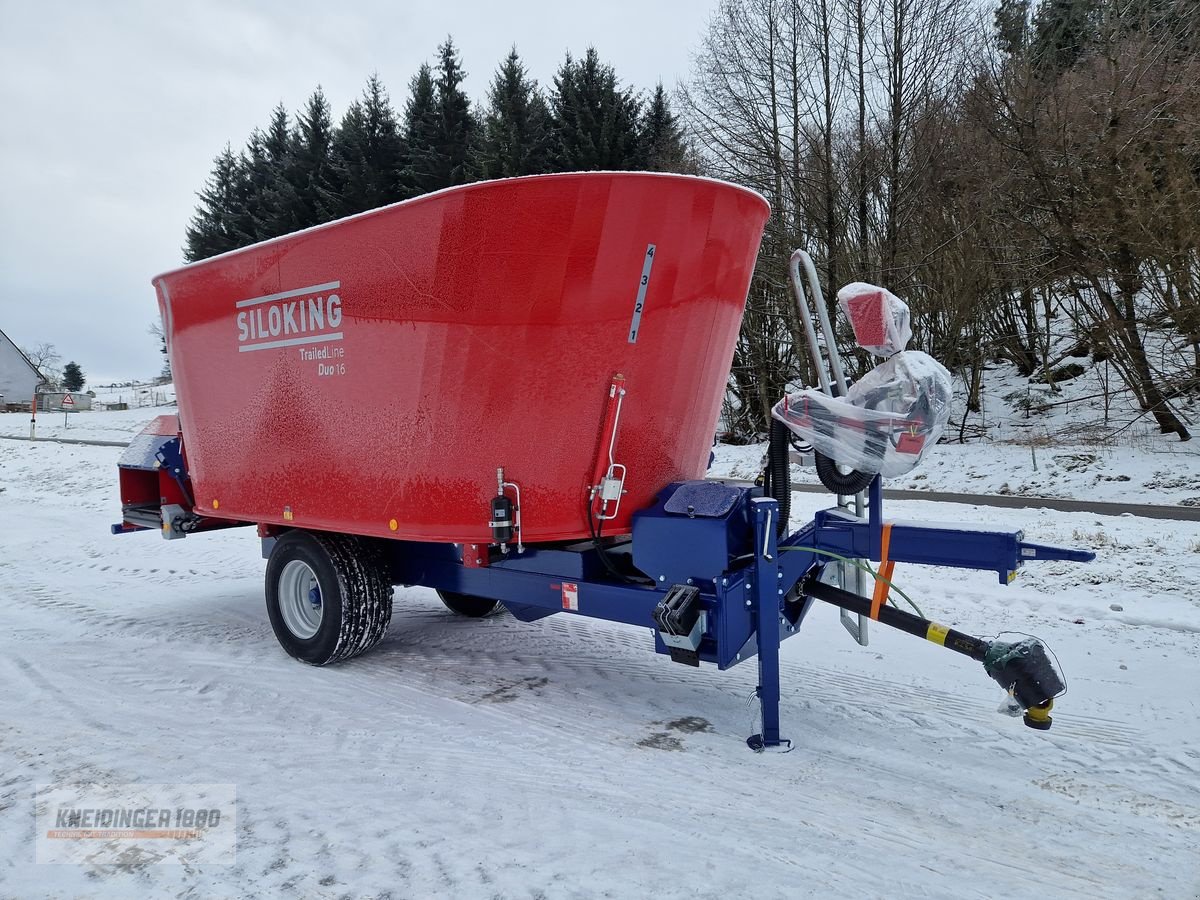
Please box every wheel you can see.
[437,590,500,618]
[265,530,392,665]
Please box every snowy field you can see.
[1,406,1198,898]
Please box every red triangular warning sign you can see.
[60,393,75,407]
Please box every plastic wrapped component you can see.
[984,638,1065,709]
[997,692,1024,718]
[771,351,953,478]
[838,282,912,357]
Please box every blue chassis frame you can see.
[119,439,1092,750]
[294,477,1092,750]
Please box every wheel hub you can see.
[278,559,323,639]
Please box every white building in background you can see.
[0,328,42,408]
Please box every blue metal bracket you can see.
[110,522,152,535]
[811,507,1095,584]
[747,497,792,752]
[1017,542,1096,564]
[154,436,194,508]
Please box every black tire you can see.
[437,590,500,618]
[265,530,392,665]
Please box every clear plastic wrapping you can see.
[838,282,912,356]
[772,351,954,478]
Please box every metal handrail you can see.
[789,250,848,396]
[787,248,869,646]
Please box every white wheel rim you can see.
[279,559,323,639]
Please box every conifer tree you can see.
[181,50,678,265]
[995,0,1032,58]
[637,83,691,173]
[475,48,553,179]
[319,101,364,218]
[61,361,85,392]
[1032,0,1101,71]
[432,38,477,186]
[361,73,406,203]
[235,132,267,243]
[402,64,441,196]
[184,144,250,261]
[322,75,405,217]
[289,88,334,228]
[404,39,478,194]
[250,103,303,238]
[549,48,641,171]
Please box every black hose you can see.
[814,451,876,495]
[587,499,654,586]
[767,418,791,536]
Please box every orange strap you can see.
[870,523,895,619]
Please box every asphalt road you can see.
[783,480,1200,522]
[0,434,129,448]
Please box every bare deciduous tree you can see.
[682,0,1196,442]
[21,342,61,388]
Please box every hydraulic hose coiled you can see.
[814,451,876,495]
[765,418,792,536]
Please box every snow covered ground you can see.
[0,405,175,445]
[1,408,1198,897]
[710,438,1200,508]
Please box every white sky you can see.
[0,0,716,384]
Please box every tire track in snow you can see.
[204,663,1118,897]
[385,605,1146,747]
[3,571,1147,756]
[6,655,116,736]
[3,584,269,649]
[0,593,1184,895]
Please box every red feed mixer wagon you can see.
[116,172,1093,749]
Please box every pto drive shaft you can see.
[802,579,1063,729]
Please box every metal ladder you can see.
[788,249,869,645]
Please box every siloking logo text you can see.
[236,280,343,353]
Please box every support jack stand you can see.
[745,497,794,753]
[747,735,793,752]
